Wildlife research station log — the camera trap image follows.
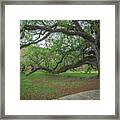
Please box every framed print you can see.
[0,0,119,119]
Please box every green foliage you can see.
[20,33,89,74]
[20,20,99,74]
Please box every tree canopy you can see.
[20,20,100,77]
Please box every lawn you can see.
[20,71,100,100]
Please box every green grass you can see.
[20,71,99,100]
[59,71,98,78]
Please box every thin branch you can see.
[53,55,66,70]
[20,32,51,49]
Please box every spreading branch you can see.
[23,24,95,43]
[26,55,97,76]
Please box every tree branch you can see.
[26,55,97,76]
[55,56,97,73]
[26,66,53,76]
[23,24,95,43]
[20,32,51,49]
[53,55,66,70]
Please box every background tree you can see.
[20,20,100,77]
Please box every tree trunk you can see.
[97,62,100,79]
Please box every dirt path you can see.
[58,89,100,100]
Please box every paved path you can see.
[58,89,100,100]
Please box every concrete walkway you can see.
[58,89,100,100]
